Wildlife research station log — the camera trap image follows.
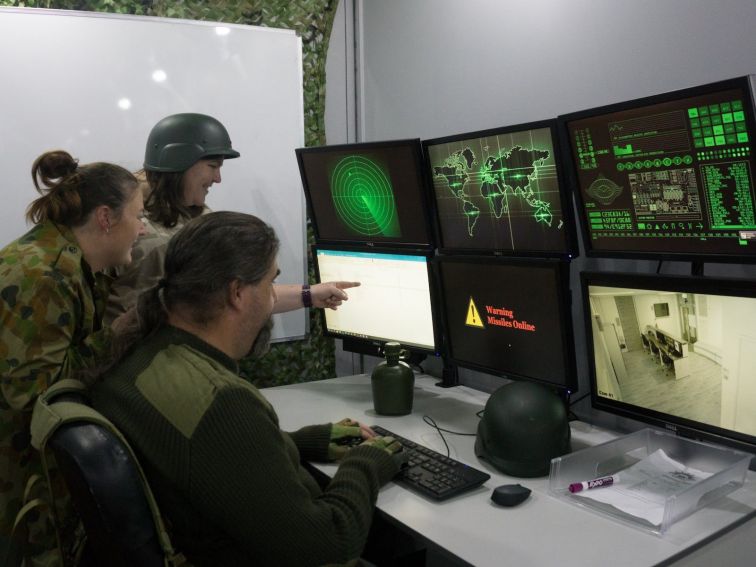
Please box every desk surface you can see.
[263,374,756,567]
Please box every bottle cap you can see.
[384,342,402,357]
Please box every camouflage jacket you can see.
[105,212,200,325]
[1,221,112,538]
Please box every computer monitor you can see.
[296,140,435,249]
[561,75,756,263]
[423,120,578,258]
[582,271,756,456]
[313,245,439,354]
[436,256,577,392]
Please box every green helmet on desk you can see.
[475,381,571,478]
[144,112,241,172]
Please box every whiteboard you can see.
[0,8,307,341]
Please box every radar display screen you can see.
[296,140,434,249]
[423,120,577,257]
[563,76,756,262]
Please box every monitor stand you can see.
[437,359,459,388]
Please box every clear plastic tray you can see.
[549,428,751,534]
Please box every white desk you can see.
[263,374,756,567]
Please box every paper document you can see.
[573,449,712,526]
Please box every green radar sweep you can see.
[330,155,401,237]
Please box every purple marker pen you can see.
[568,474,619,493]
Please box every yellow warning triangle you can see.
[466,297,485,328]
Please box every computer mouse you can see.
[491,484,531,507]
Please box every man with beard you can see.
[92,211,405,566]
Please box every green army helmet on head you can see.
[475,381,571,478]
[144,113,241,172]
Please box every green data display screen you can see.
[565,78,756,261]
[297,140,434,248]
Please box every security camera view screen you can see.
[315,248,437,352]
[438,258,574,390]
[425,124,572,255]
[297,141,433,247]
[587,277,756,439]
[566,82,756,258]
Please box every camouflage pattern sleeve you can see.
[0,273,110,412]
[1,221,110,556]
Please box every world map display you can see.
[432,145,553,237]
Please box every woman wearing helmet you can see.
[105,113,356,324]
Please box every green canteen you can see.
[371,342,415,416]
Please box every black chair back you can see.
[48,416,166,567]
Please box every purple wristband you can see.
[302,284,312,308]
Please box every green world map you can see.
[433,146,553,236]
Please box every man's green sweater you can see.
[92,326,399,566]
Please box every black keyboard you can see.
[372,425,491,501]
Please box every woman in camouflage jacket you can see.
[0,150,145,563]
[105,112,357,326]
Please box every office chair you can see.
[661,353,675,376]
[29,380,179,567]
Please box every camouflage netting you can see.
[1,0,340,387]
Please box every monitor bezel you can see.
[421,119,579,259]
[560,75,756,264]
[435,255,578,392]
[312,243,442,355]
[296,139,437,250]
[581,270,756,456]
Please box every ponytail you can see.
[31,149,79,190]
[117,284,169,362]
[27,151,84,225]
[85,284,168,385]
[135,284,170,341]
[26,150,137,227]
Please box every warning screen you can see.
[437,257,574,389]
